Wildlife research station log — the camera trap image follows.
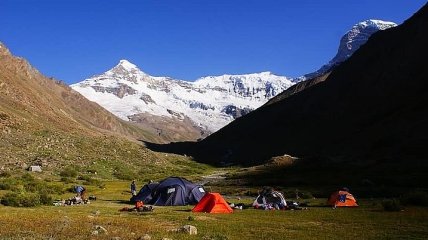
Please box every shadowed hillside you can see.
[265,72,331,106]
[146,3,428,186]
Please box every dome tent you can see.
[131,177,206,206]
[192,192,233,213]
[130,182,159,204]
[327,188,358,207]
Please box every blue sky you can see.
[1,0,426,84]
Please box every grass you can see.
[0,180,427,239]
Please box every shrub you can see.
[1,192,42,207]
[0,178,20,191]
[20,173,35,182]
[0,181,12,190]
[0,174,62,207]
[44,177,53,183]
[0,171,11,178]
[59,167,78,178]
[39,193,53,205]
[1,192,21,206]
[382,199,402,212]
[87,169,97,174]
[400,191,428,206]
[66,186,75,193]
[60,177,76,184]
[24,182,41,192]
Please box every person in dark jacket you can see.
[131,180,137,196]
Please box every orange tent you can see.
[192,193,233,213]
[327,190,358,207]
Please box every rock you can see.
[180,225,197,235]
[92,210,101,215]
[138,234,151,240]
[111,237,121,240]
[162,238,172,240]
[93,225,108,234]
[91,230,99,235]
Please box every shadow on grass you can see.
[174,209,192,212]
[309,204,335,208]
[102,199,132,205]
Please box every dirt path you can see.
[198,170,228,185]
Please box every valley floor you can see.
[0,181,427,240]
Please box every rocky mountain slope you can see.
[72,61,293,141]
[0,43,164,171]
[149,3,428,185]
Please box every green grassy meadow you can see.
[1,179,428,240]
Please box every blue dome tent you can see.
[131,177,206,206]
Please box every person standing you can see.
[131,180,137,196]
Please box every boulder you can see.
[180,225,197,235]
[138,234,151,240]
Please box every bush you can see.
[0,178,20,191]
[382,199,402,212]
[400,191,428,206]
[60,177,76,184]
[0,181,12,190]
[39,193,53,205]
[66,186,76,193]
[0,174,62,207]
[87,169,97,174]
[20,173,35,182]
[0,171,11,178]
[59,167,78,178]
[1,192,42,207]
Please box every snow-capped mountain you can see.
[71,60,293,140]
[296,19,397,81]
[71,19,396,142]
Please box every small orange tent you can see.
[192,193,233,213]
[327,190,358,207]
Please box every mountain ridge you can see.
[71,60,293,141]
[71,19,396,142]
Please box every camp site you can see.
[0,164,428,240]
[2,1,428,239]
